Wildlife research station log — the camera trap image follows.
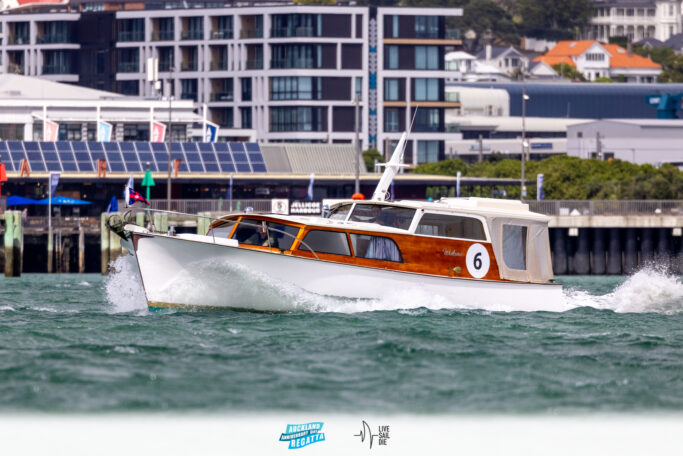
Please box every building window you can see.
[117,48,139,72]
[415,16,439,38]
[271,44,321,69]
[384,78,399,101]
[415,46,439,69]
[212,16,233,39]
[181,79,198,101]
[241,107,252,129]
[271,76,320,100]
[386,45,398,69]
[413,78,439,101]
[154,17,174,41]
[241,77,252,101]
[118,18,144,42]
[271,13,319,38]
[392,15,398,38]
[355,77,362,100]
[384,108,399,132]
[413,108,441,132]
[119,80,139,96]
[417,140,439,163]
[585,53,605,61]
[182,16,204,40]
[158,47,174,71]
[270,107,326,132]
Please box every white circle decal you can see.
[466,243,490,279]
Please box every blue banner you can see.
[49,172,60,198]
[204,122,218,143]
[97,121,112,142]
[456,171,461,197]
[537,174,544,201]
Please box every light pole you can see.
[354,95,360,195]
[521,87,529,200]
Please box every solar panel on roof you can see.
[213,142,235,173]
[170,143,188,172]
[134,142,157,171]
[72,141,88,152]
[251,163,267,172]
[8,141,26,170]
[182,142,204,172]
[0,142,13,171]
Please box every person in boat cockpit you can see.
[369,205,397,227]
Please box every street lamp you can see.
[520,90,529,200]
[167,65,174,210]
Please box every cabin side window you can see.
[327,204,353,220]
[207,220,237,237]
[415,213,486,241]
[349,205,416,229]
[267,223,300,250]
[350,234,403,262]
[502,224,527,270]
[231,219,263,245]
[231,219,299,250]
[300,230,351,256]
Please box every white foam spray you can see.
[103,255,682,314]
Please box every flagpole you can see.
[202,103,207,141]
[48,172,52,273]
[43,105,47,141]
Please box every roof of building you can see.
[261,143,360,174]
[475,45,522,60]
[603,44,661,69]
[665,33,683,50]
[545,40,597,57]
[634,36,666,49]
[0,74,124,101]
[533,56,575,67]
[445,51,476,61]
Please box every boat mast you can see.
[371,132,407,201]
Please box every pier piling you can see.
[100,213,110,275]
[640,228,655,266]
[574,229,590,275]
[109,219,122,265]
[656,228,672,270]
[551,229,568,275]
[78,226,85,273]
[591,228,606,275]
[606,228,622,275]
[623,228,638,274]
[3,211,22,277]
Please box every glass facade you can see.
[384,108,399,132]
[413,78,439,101]
[415,46,439,70]
[413,108,441,132]
[415,16,439,38]
[271,77,320,100]
[386,45,398,69]
[271,44,321,69]
[118,18,144,42]
[385,79,399,101]
[417,140,439,163]
[271,14,320,37]
[270,107,326,132]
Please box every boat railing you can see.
[127,208,320,260]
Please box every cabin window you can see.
[327,204,352,220]
[300,230,350,256]
[207,220,237,237]
[415,213,486,241]
[350,234,403,262]
[231,219,266,246]
[267,223,299,250]
[348,204,415,229]
[502,224,527,270]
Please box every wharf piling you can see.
[3,211,22,277]
[100,213,110,275]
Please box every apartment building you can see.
[0,2,463,165]
[589,0,681,42]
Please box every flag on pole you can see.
[307,173,315,201]
[44,119,59,142]
[127,188,150,206]
[97,121,113,142]
[151,121,166,143]
[204,121,219,143]
[49,172,60,197]
[456,171,461,197]
[123,174,134,204]
[537,174,544,201]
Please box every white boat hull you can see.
[131,233,566,312]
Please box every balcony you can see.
[37,33,69,44]
[8,63,24,74]
[270,58,313,69]
[8,35,29,45]
[246,59,263,70]
[180,92,197,101]
[240,29,262,39]
[118,62,140,73]
[152,30,174,41]
[210,92,234,101]
[181,30,203,40]
[211,29,232,39]
[271,26,314,38]
[42,64,73,75]
[159,60,173,72]
[210,60,228,71]
[118,31,144,42]
[181,61,198,71]
[445,28,461,40]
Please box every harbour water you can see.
[0,257,682,414]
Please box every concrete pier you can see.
[623,228,638,274]
[551,229,568,275]
[640,228,655,265]
[591,228,606,275]
[606,228,622,275]
[574,229,590,275]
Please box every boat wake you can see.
[104,256,682,315]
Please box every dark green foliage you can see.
[363,149,385,172]
[551,63,586,81]
[519,0,594,40]
[413,155,683,200]
[633,45,683,82]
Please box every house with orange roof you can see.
[534,40,662,83]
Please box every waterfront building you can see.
[534,40,662,82]
[474,44,529,78]
[0,1,464,165]
[588,0,681,42]
[566,118,683,166]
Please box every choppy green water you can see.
[0,261,682,414]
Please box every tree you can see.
[363,149,385,172]
[633,45,683,82]
[551,63,586,81]
[519,0,594,40]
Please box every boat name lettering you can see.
[442,248,462,257]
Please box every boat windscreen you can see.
[349,205,415,229]
[328,204,353,220]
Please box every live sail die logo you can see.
[279,422,326,449]
[354,420,390,449]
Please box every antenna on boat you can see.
[371,109,416,202]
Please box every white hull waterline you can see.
[132,232,565,312]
